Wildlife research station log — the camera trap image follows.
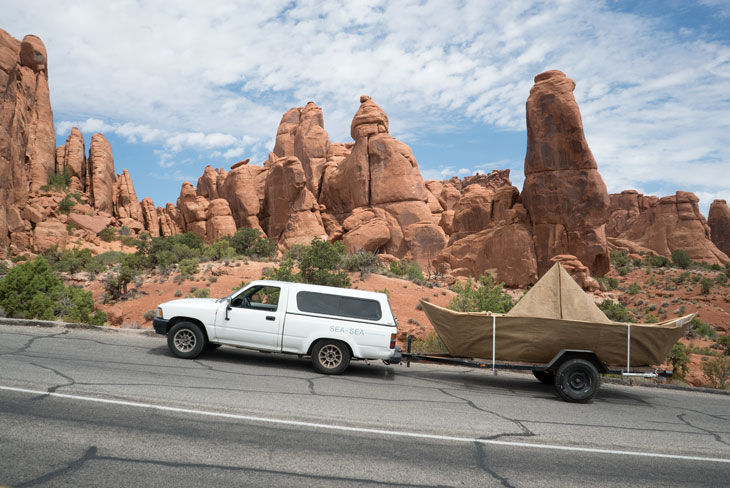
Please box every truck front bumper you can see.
[153,317,170,335]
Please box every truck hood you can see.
[159,298,220,308]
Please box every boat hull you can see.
[421,301,693,367]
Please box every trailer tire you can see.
[532,370,555,385]
[311,340,350,375]
[555,358,600,403]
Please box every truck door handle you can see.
[266,316,275,321]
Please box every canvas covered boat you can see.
[421,263,694,367]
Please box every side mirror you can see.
[225,297,232,321]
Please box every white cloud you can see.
[4,0,730,204]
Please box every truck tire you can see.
[532,370,555,385]
[168,322,205,359]
[554,358,600,403]
[311,340,351,375]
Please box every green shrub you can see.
[174,289,183,297]
[716,273,728,286]
[340,250,380,275]
[598,277,618,290]
[644,254,670,268]
[702,356,730,389]
[389,260,425,284]
[202,240,235,262]
[58,195,76,214]
[700,277,713,295]
[627,283,641,295]
[0,257,103,323]
[297,238,350,288]
[610,250,630,268]
[40,168,71,192]
[409,331,448,354]
[717,335,730,355]
[44,248,103,275]
[104,264,136,300]
[193,288,210,298]
[675,271,690,285]
[0,261,8,277]
[671,250,691,269]
[99,227,116,242]
[262,259,300,283]
[226,228,278,258]
[690,318,717,339]
[97,251,125,267]
[668,343,690,379]
[644,313,659,323]
[89,309,107,326]
[599,300,634,322]
[178,259,199,277]
[617,265,630,276]
[448,274,513,313]
[143,310,156,322]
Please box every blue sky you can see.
[4,0,730,214]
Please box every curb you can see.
[0,317,159,337]
[602,376,730,396]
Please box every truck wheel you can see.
[555,358,600,403]
[311,340,351,375]
[532,370,555,385]
[168,322,205,359]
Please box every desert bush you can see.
[340,250,380,275]
[262,259,300,283]
[409,331,448,354]
[202,240,235,262]
[41,168,71,192]
[174,289,182,297]
[667,343,690,379]
[57,194,76,214]
[617,265,630,276]
[178,258,199,277]
[448,274,513,313]
[702,356,730,389]
[99,227,116,242]
[598,277,618,290]
[716,273,728,286]
[610,250,630,268]
[0,257,103,323]
[717,335,730,355]
[700,277,714,295]
[143,309,156,322]
[690,318,717,339]
[297,238,350,288]
[104,264,136,301]
[599,299,634,322]
[674,271,690,284]
[193,288,210,298]
[627,283,641,295]
[44,248,104,275]
[644,254,670,268]
[389,260,425,284]
[226,228,278,258]
[671,250,691,269]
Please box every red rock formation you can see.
[0,30,57,255]
[87,134,116,213]
[160,203,183,237]
[319,96,445,263]
[114,169,144,224]
[522,70,610,277]
[709,200,730,258]
[68,213,113,235]
[608,191,729,264]
[205,199,237,242]
[219,163,266,232]
[61,128,87,193]
[197,165,223,200]
[33,220,67,253]
[176,181,209,239]
[140,198,160,237]
[263,156,327,247]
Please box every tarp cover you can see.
[420,263,694,367]
[506,263,612,324]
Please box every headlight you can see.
[156,307,163,318]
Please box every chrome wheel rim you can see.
[174,329,196,352]
[319,345,342,369]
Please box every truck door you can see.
[214,285,284,350]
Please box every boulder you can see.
[33,220,67,253]
[219,163,266,231]
[368,133,428,205]
[521,70,610,277]
[68,213,113,235]
[22,204,44,224]
[87,133,116,213]
[197,165,222,200]
[350,95,388,140]
[342,218,391,253]
[708,199,730,258]
[6,206,27,232]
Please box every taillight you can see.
[390,333,396,349]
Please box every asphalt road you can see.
[1,323,729,487]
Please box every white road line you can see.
[2,384,729,464]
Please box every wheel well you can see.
[545,350,608,374]
[307,338,354,358]
[168,317,209,342]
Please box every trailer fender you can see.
[544,350,609,375]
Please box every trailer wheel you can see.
[532,370,555,385]
[168,322,205,359]
[311,340,350,375]
[555,358,600,403]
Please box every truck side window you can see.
[232,286,280,311]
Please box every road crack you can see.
[16,445,97,487]
[677,413,729,446]
[474,441,515,488]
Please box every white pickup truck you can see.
[153,280,401,374]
